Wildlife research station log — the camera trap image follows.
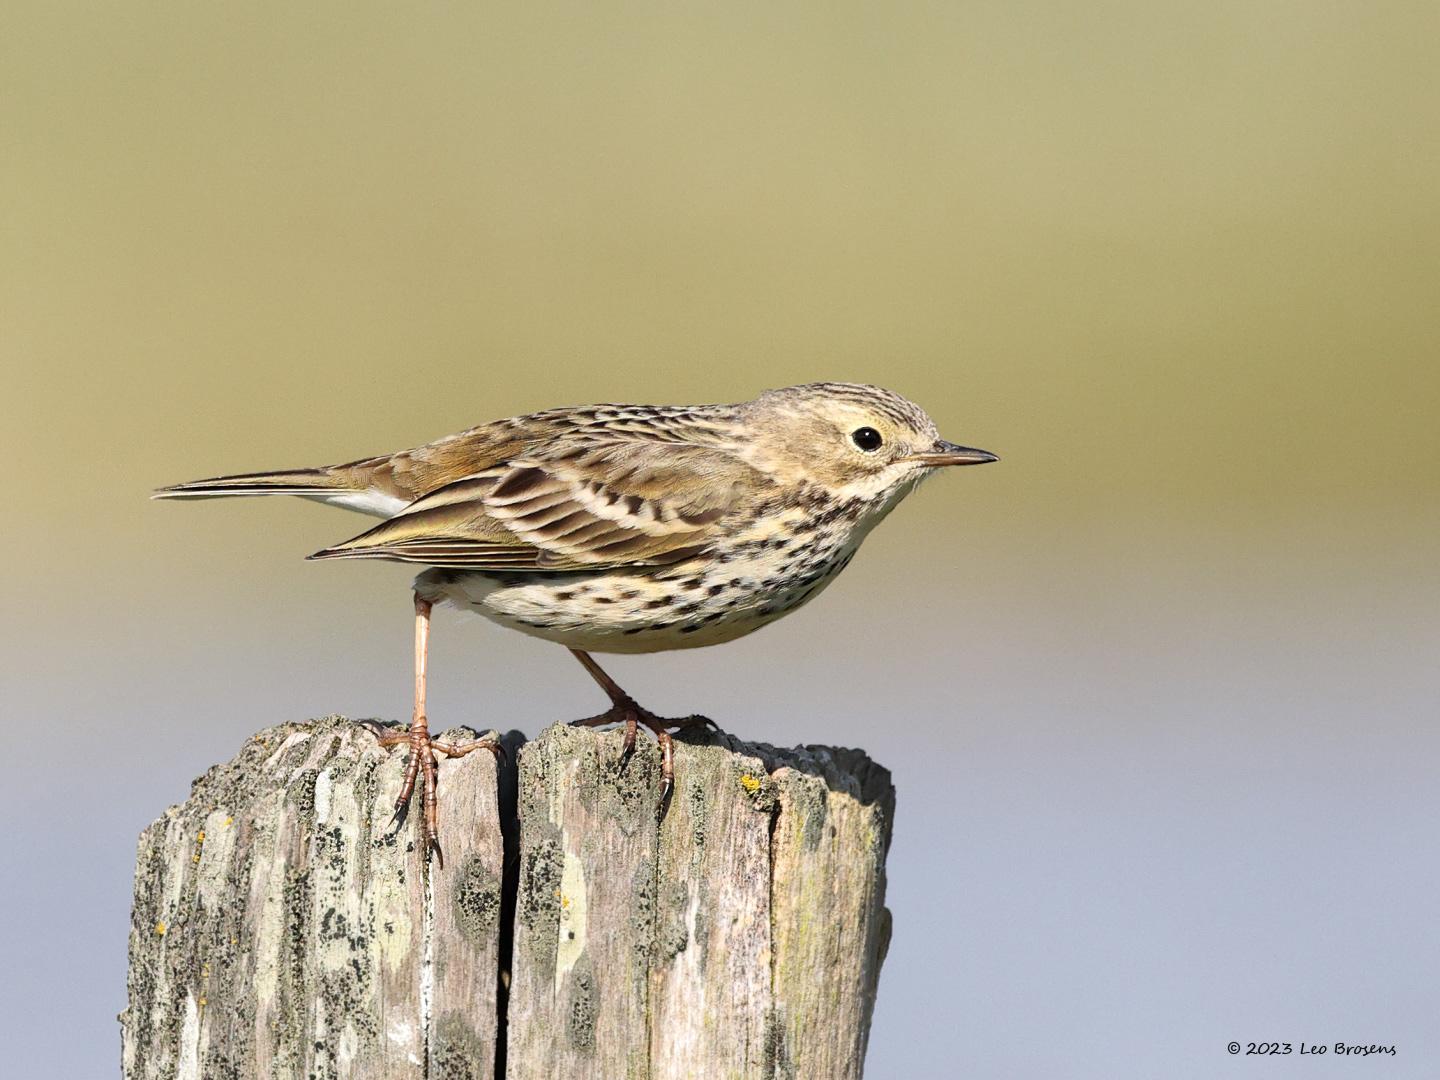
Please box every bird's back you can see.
[335,402,738,509]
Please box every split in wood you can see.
[122,716,894,1079]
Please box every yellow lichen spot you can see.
[192,854,200,863]
[561,894,571,910]
[196,830,205,843]
[154,921,167,936]
[223,816,233,827]
[739,774,762,794]
[198,996,207,1008]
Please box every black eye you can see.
[850,426,883,452]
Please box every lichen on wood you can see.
[121,717,505,1080]
[123,717,894,1079]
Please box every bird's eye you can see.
[850,426,883,452]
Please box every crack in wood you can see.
[122,717,893,1079]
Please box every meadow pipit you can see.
[156,382,997,862]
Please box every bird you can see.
[154,382,997,863]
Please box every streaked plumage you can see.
[156,382,997,858]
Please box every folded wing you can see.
[309,436,759,571]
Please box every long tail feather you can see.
[152,468,352,500]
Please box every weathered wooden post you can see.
[122,716,894,1078]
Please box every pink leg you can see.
[566,649,717,803]
[361,593,499,869]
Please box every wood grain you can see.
[123,717,893,1078]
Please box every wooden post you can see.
[122,716,894,1079]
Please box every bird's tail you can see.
[152,466,359,501]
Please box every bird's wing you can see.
[310,436,761,570]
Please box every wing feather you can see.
[310,437,763,571]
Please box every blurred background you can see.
[3,2,1438,1076]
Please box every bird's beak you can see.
[907,440,999,467]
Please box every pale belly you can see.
[414,543,859,655]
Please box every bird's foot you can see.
[356,719,502,867]
[569,703,723,805]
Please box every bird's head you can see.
[740,382,998,503]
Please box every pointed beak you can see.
[907,440,999,467]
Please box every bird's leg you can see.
[361,592,500,868]
[569,649,642,753]
[394,593,432,831]
[569,648,636,710]
[567,649,721,801]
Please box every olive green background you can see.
[4,3,1437,1076]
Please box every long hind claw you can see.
[357,719,409,749]
[431,733,505,763]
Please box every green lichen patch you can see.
[686,773,709,857]
[597,741,660,830]
[518,834,562,928]
[516,830,563,983]
[430,1010,492,1080]
[452,854,502,940]
[271,864,313,1068]
[776,772,828,852]
[764,1005,795,1080]
[628,861,657,967]
[655,879,690,962]
[565,952,598,1053]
